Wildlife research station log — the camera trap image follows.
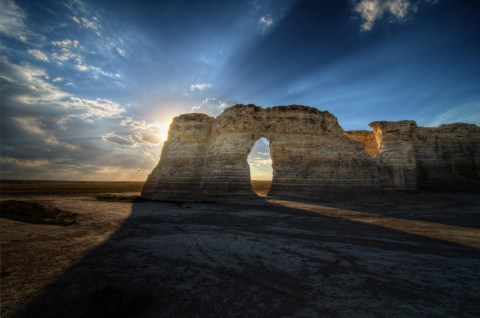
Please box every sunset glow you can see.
[1,0,479,181]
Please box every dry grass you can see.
[0,180,271,197]
[0,181,144,195]
[0,200,76,226]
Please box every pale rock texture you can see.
[414,123,480,187]
[142,105,480,200]
[343,130,378,157]
[370,121,480,191]
[142,105,378,200]
[142,113,214,200]
[369,121,418,191]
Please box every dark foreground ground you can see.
[1,183,480,317]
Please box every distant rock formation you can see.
[370,121,480,191]
[142,104,480,200]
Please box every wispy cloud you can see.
[61,97,124,118]
[12,117,79,151]
[28,49,49,62]
[0,0,30,41]
[50,38,120,79]
[1,55,161,180]
[0,57,123,118]
[71,15,101,35]
[1,157,49,168]
[101,133,135,146]
[190,83,212,91]
[428,102,480,127]
[65,0,101,35]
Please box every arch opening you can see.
[247,137,273,196]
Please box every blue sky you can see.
[1,0,479,181]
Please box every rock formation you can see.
[142,104,480,200]
[370,121,480,191]
[142,105,378,200]
[343,130,378,157]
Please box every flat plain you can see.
[1,181,480,317]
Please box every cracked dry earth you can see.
[1,191,480,317]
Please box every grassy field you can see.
[0,180,272,195]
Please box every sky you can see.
[1,0,479,181]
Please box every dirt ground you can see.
[1,188,480,317]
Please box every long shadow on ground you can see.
[13,194,480,318]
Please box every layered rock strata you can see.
[343,130,378,157]
[369,121,418,191]
[369,121,480,191]
[142,104,480,200]
[142,105,378,200]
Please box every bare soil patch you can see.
[1,187,479,317]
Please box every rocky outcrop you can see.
[142,104,480,200]
[369,121,418,191]
[142,105,378,200]
[414,123,480,187]
[142,113,215,200]
[370,121,480,191]
[344,130,378,157]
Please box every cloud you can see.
[101,133,135,146]
[0,58,69,103]
[353,0,435,31]
[115,47,125,57]
[53,77,63,82]
[248,158,272,168]
[1,157,49,168]
[71,15,100,34]
[138,132,162,145]
[190,83,212,91]
[28,49,49,62]
[51,39,80,49]
[50,39,120,79]
[191,97,233,116]
[119,117,169,145]
[12,117,79,151]
[0,0,29,41]
[0,57,124,118]
[428,102,480,127]
[61,97,124,118]
[65,0,101,35]
[259,16,273,27]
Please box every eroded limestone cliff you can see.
[343,130,378,157]
[142,104,480,200]
[142,104,378,200]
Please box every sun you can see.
[156,119,172,142]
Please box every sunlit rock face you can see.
[142,104,480,200]
[141,113,214,200]
[142,104,378,200]
[369,121,418,191]
[344,130,378,158]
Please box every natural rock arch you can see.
[142,104,480,200]
[142,104,378,200]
